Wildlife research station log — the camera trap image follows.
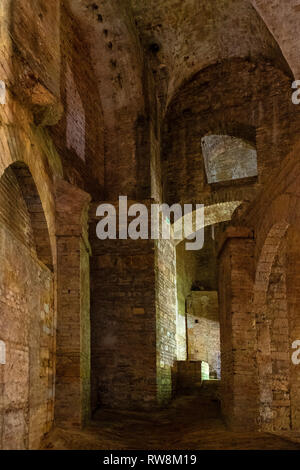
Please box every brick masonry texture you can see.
[0,164,54,449]
[175,361,202,394]
[89,202,157,410]
[2,0,300,450]
[187,291,220,379]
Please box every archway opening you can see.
[254,222,300,432]
[0,162,54,450]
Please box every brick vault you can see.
[1,0,300,450]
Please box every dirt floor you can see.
[41,395,300,450]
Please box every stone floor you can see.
[42,395,300,450]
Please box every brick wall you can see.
[175,242,199,361]
[54,181,91,427]
[217,138,300,431]
[11,0,61,98]
[90,202,157,410]
[0,165,54,450]
[186,291,220,379]
[162,59,300,208]
[286,227,300,430]
[50,2,105,199]
[175,361,202,393]
[176,229,218,361]
[218,233,258,431]
[266,243,290,431]
[90,202,178,410]
[155,237,177,405]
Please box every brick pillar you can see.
[89,200,177,410]
[155,237,177,406]
[54,180,91,427]
[218,227,258,431]
[89,201,157,411]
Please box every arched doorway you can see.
[0,162,54,449]
[255,220,300,431]
[254,223,289,431]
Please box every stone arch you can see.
[254,222,289,431]
[0,124,58,262]
[162,57,296,207]
[253,193,300,431]
[0,161,55,449]
[285,224,300,430]
[174,201,242,376]
[200,122,257,147]
[250,0,298,80]
[172,201,242,246]
[152,0,294,108]
[7,162,53,269]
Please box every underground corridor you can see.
[2,0,300,452]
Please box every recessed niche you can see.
[201,134,258,184]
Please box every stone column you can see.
[218,227,258,431]
[54,180,91,427]
[155,237,177,406]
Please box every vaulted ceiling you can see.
[131,0,292,104]
[251,0,300,79]
[69,0,294,114]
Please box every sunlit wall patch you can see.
[201,134,258,184]
[0,81,6,104]
[0,340,6,365]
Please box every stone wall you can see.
[89,202,157,411]
[11,0,61,98]
[265,242,290,431]
[162,59,300,208]
[218,231,257,431]
[50,2,106,199]
[89,202,178,410]
[186,291,220,379]
[217,140,300,431]
[175,361,202,394]
[0,165,54,450]
[55,181,91,427]
[176,229,218,361]
[175,242,199,361]
[286,227,300,431]
[1,0,300,446]
[155,237,177,405]
[230,141,300,431]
